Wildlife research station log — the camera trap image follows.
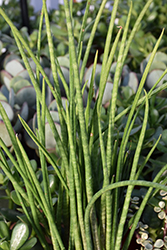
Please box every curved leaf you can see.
[15,86,36,107]
[10,223,29,250]
[0,101,14,121]
[0,239,10,250]
[0,121,13,147]
[19,237,37,250]
[0,221,10,240]
[0,70,12,90]
[5,59,24,77]
[146,69,167,89]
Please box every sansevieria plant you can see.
[0,0,167,249]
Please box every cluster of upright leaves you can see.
[1,0,167,250]
[117,0,167,69]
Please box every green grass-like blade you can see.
[63,0,93,203]
[77,1,90,59]
[97,0,123,116]
[42,0,60,94]
[80,0,108,81]
[122,161,167,250]
[0,102,21,157]
[124,27,164,127]
[42,1,69,162]
[122,0,153,66]
[135,135,162,180]
[0,147,29,204]
[66,101,86,249]
[9,28,69,170]
[36,79,53,210]
[107,3,132,174]
[113,30,164,200]
[0,7,66,120]
[101,0,119,68]
[36,5,44,82]
[85,50,98,130]
[97,26,122,116]
[16,135,61,249]
[18,115,69,192]
[106,5,132,247]
[114,90,149,249]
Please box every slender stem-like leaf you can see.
[114,90,149,249]
[80,0,108,81]
[18,115,69,192]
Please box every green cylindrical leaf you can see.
[10,223,29,250]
